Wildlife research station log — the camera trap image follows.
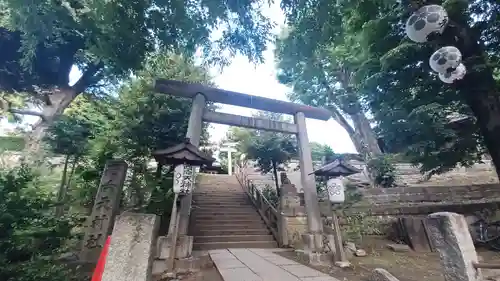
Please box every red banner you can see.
[91,236,111,281]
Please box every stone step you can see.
[192,219,265,226]
[191,209,257,213]
[192,198,249,203]
[192,209,257,214]
[194,235,275,243]
[190,228,271,236]
[191,210,260,220]
[191,214,261,220]
[192,222,268,230]
[193,193,247,197]
[193,241,277,250]
[193,202,253,207]
[193,191,243,195]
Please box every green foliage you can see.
[0,136,24,151]
[366,155,396,188]
[0,164,81,281]
[45,112,92,157]
[341,214,387,242]
[261,184,279,208]
[310,142,336,162]
[112,53,212,161]
[234,112,297,174]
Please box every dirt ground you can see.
[278,236,500,281]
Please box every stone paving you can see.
[208,248,340,281]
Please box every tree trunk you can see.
[66,155,80,187]
[327,104,381,158]
[25,88,79,154]
[129,162,144,208]
[271,161,281,197]
[459,73,500,180]
[55,154,70,217]
[350,112,383,158]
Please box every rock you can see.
[345,242,357,252]
[386,243,410,252]
[57,252,79,262]
[344,246,354,259]
[355,249,367,257]
[335,261,352,268]
[369,268,401,281]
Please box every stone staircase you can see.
[189,174,277,250]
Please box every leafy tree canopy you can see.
[0,0,274,150]
[278,0,500,177]
[226,112,298,192]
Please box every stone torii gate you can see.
[154,79,333,260]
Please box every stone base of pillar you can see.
[156,235,193,259]
[295,250,333,267]
[297,233,351,267]
[175,235,193,258]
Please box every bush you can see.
[367,155,397,188]
[0,164,83,281]
[261,184,279,207]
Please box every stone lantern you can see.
[152,138,215,195]
[312,158,361,266]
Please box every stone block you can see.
[345,242,356,252]
[386,243,410,252]
[369,268,400,281]
[280,195,301,216]
[156,236,169,259]
[101,213,159,281]
[284,216,308,248]
[295,250,333,267]
[426,212,481,281]
[302,233,324,252]
[175,235,193,258]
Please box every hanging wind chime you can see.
[404,3,466,83]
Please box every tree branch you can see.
[71,61,105,94]
[316,71,356,135]
[9,109,46,120]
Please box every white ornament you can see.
[327,177,345,203]
[405,5,449,43]
[429,46,462,74]
[439,63,467,84]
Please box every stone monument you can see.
[80,160,128,263]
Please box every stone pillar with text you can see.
[80,160,128,263]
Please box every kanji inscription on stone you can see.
[80,160,128,263]
[173,164,196,194]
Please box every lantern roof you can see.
[152,138,215,166]
[311,158,361,178]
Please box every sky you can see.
[206,2,356,153]
[0,1,357,154]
